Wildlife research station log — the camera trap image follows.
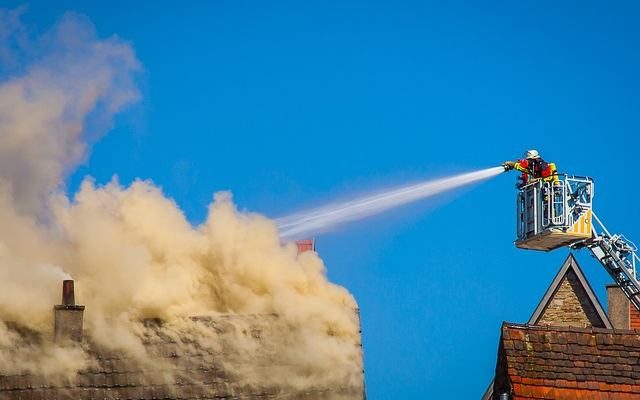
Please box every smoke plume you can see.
[0,8,361,390]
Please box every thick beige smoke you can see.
[0,8,361,390]
[0,8,141,218]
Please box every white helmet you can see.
[524,149,540,159]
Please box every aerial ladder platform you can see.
[514,174,640,311]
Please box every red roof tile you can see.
[493,322,640,399]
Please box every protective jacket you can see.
[514,158,551,179]
[513,157,557,186]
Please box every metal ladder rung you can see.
[585,226,640,311]
[624,287,640,296]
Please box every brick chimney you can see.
[54,280,85,343]
[295,239,315,254]
[606,284,640,329]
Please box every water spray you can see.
[278,166,506,239]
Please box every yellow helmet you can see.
[524,149,540,159]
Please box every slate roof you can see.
[0,315,365,400]
[494,322,640,399]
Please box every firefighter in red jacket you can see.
[502,150,557,188]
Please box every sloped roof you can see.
[494,322,640,399]
[0,314,365,400]
[484,253,618,400]
[528,253,612,329]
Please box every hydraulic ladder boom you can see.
[572,215,640,311]
[514,174,640,311]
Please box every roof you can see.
[0,314,365,400]
[483,253,620,400]
[528,253,612,329]
[494,322,640,399]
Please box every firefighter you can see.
[502,149,557,188]
[504,150,560,225]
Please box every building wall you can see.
[631,308,640,330]
[536,271,602,328]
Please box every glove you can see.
[502,161,515,171]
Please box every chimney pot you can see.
[62,279,75,306]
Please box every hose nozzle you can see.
[502,161,515,171]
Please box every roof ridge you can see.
[502,320,640,335]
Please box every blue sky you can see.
[4,1,640,398]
